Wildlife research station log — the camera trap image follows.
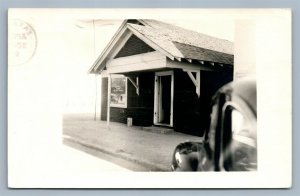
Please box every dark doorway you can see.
[154,71,174,127]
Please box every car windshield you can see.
[223,108,257,171]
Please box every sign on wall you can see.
[110,75,127,108]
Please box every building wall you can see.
[101,72,155,126]
[101,68,232,136]
[173,70,200,135]
[173,69,233,136]
[199,69,233,134]
[234,21,256,80]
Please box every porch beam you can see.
[106,51,166,74]
[167,58,214,71]
[198,60,205,64]
[128,76,140,96]
[186,58,192,63]
[175,57,181,62]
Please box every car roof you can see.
[217,77,257,115]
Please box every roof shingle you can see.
[127,20,233,65]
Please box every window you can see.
[222,106,257,171]
[230,109,257,171]
[110,75,127,108]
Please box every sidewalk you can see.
[63,114,202,171]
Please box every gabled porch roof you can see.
[88,19,234,74]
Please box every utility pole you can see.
[93,19,98,121]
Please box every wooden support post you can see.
[136,77,139,95]
[107,74,111,126]
[196,71,200,97]
[170,73,174,126]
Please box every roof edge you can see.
[88,19,177,74]
[126,24,175,61]
[88,20,129,74]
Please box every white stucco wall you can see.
[234,20,256,80]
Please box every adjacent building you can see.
[89,19,234,136]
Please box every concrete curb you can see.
[63,135,171,171]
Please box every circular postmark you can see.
[9,19,37,66]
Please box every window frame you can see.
[109,74,128,108]
[220,96,257,171]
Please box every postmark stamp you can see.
[9,19,37,66]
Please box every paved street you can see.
[63,113,203,171]
[60,144,130,172]
[64,137,150,171]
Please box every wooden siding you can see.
[101,72,155,126]
[106,51,166,74]
[173,69,201,135]
[101,69,233,136]
[172,69,233,136]
[115,34,155,58]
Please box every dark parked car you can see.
[171,78,257,171]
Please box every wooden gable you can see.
[115,34,155,58]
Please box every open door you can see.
[154,71,174,127]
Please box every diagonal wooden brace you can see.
[184,69,200,97]
[128,76,139,96]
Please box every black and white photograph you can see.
[7,9,291,188]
